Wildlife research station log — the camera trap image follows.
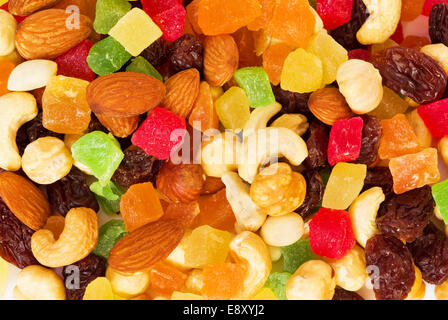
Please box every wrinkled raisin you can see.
[363,167,394,196]
[169,34,203,73]
[0,198,38,269]
[271,85,311,116]
[46,167,99,216]
[141,38,170,67]
[371,46,447,105]
[295,170,324,218]
[408,224,448,285]
[331,0,370,50]
[112,145,165,188]
[88,113,108,133]
[429,3,448,46]
[63,254,107,300]
[304,121,329,169]
[332,287,364,300]
[365,234,415,300]
[352,115,381,166]
[376,186,434,242]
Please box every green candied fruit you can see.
[90,181,122,201]
[71,131,124,186]
[234,67,275,108]
[94,0,131,34]
[92,219,127,259]
[126,56,163,81]
[265,272,291,300]
[281,238,318,274]
[87,36,132,76]
[94,181,125,215]
[432,180,448,224]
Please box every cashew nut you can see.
[421,44,448,74]
[0,92,38,171]
[406,266,425,300]
[435,278,448,300]
[31,207,98,268]
[0,10,17,56]
[8,59,57,91]
[439,136,448,167]
[238,128,308,183]
[270,114,309,136]
[229,231,271,299]
[221,172,267,232]
[106,266,150,298]
[357,0,402,45]
[243,102,281,136]
[15,265,66,300]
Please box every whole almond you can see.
[108,219,184,274]
[308,88,354,125]
[204,35,239,87]
[161,68,200,119]
[0,172,51,230]
[87,72,166,117]
[9,0,60,16]
[15,9,92,60]
[95,114,140,138]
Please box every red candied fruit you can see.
[309,207,356,259]
[141,0,186,41]
[390,22,404,44]
[317,0,353,30]
[423,0,448,15]
[131,107,186,160]
[327,116,364,166]
[55,39,95,82]
[417,98,448,138]
[348,49,371,61]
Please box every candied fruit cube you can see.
[92,219,127,259]
[171,291,204,300]
[348,49,371,62]
[0,61,15,96]
[317,0,353,30]
[251,288,278,300]
[94,0,131,34]
[234,67,275,108]
[202,263,246,300]
[389,148,440,194]
[55,39,95,82]
[327,117,364,166]
[188,81,219,133]
[196,189,236,231]
[432,180,448,224]
[247,0,277,31]
[322,162,367,210]
[417,98,448,138]
[87,36,132,76]
[142,0,186,41]
[215,87,251,130]
[150,262,187,295]
[265,272,292,300]
[368,87,409,120]
[42,76,91,134]
[83,277,114,300]
[94,181,125,216]
[125,56,162,81]
[0,257,8,299]
[401,0,425,21]
[281,238,318,274]
[262,43,293,86]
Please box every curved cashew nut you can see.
[243,102,281,137]
[270,113,309,136]
[0,92,37,171]
[31,207,98,268]
[15,265,66,300]
[238,127,308,183]
[229,231,271,299]
[106,266,150,298]
[221,172,267,232]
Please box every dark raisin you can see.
[304,121,329,169]
[63,254,107,300]
[332,287,364,300]
[408,224,448,285]
[429,3,448,46]
[112,145,165,188]
[352,115,381,166]
[331,0,370,50]
[371,46,447,105]
[271,85,311,116]
[88,113,108,133]
[46,167,99,217]
[0,198,38,268]
[141,38,170,67]
[169,34,203,73]
[376,186,434,242]
[365,234,415,300]
[363,167,394,196]
[295,170,324,219]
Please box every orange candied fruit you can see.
[150,262,188,296]
[196,188,236,231]
[120,182,164,232]
[379,114,421,160]
[0,61,15,96]
[186,0,203,35]
[389,148,440,194]
[163,200,200,228]
[263,42,293,86]
[401,35,431,51]
[54,0,97,21]
[189,81,219,133]
[202,263,246,300]
[401,0,425,22]
[232,27,262,68]
[247,0,277,31]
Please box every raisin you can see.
[408,224,448,285]
[363,167,394,196]
[376,186,434,242]
[112,145,165,189]
[371,46,447,105]
[46,167,99,216]
[365,234,415,300]
[331,0,370,50]
[295,170,324,219]
[352,115,381,166]
[88,113,108,133]
[63,254,107,300]
[304,121,329,169]
[271,85,311,116]
[169,34,203,73]
[332,287,364,300]
[429,3,448,46]
[0,198,38,269]
[141,38,170,67]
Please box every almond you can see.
[308,87,354,125]
[161,68,200,119]
[95,114,140,138]
[8,0,59,16]
[87,72,166,117]
[108,219,184,274]
[0,172,51,230]
[204,35,239,87]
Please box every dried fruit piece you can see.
[262,43,293,86]
[55,39,95,82]
[304,121,329,169]
[417,98,448,138]
[202,263,246,300]
[368,86,408,120]
[86,36,132,76]
[94,0,131,34]
[327,117,363,166]
[196,189,236,231]
[83,277,114,300]
[163,201,200,228]
[332,287,364,300]
[265,272,291,300]
[92,220,127,259]
[0,61,15,96]
[429,3,448,46]
[401,0,425,21]
[317,0,353,30]
[295,170,324,218]
[125,56,162,81]
[401,35,431,51]
[234,67,275,108]
[189,81,219,133]
[215,87,251,130]
[141,0,186,41]
[169,34,203,73]
[352,115,381,166]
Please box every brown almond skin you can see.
[308,88,354,125]
[204,35,239,87]
[0,172,51,230]
[108,219,184,274]
[15,9,92,60]
[9,0,60,16]
[87,72,166,117]
[95,114,140,138]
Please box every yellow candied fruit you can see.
[0,257,8,299]
[215,87,251,130]
[83,277,114,300]
[251,288,278,300]
[171,291,204,300]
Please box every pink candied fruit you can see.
[316,0,353,30]
[417,98,448,138]
[327,116,364,166]
[55,40,95,82]
[348,49,371,61]
[141,0,186,41]
[390,22,404,44]
[423,0,448,15]
[131,107,186,160]
[309,207,356,259]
